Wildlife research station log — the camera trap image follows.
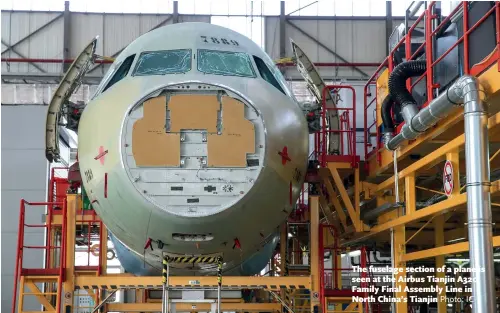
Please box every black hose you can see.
[388,60,427,108]
[381,95,395,133]
[372,251,391,264]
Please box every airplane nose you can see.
[121,87,265,217]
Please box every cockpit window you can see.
[133,49,191,76]
[253,56,285,95]
[198,49,256,78]
[102,54,136,93]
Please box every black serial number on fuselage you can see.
[85,169,93,183]
[200,36,239,46]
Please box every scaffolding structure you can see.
[9,1,500,313]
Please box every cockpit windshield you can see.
[133,49,191,76]
[198,49,256,78]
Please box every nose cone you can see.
[121,84,266,217]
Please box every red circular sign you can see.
[443,160,454,196]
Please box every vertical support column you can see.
[405,172,416,215]
[17,277,25,313]
[217,256,223,313]
[280,1,286,59]
[393,225,407,313]
[293,237,300,265]
[173,1,179,24]
[162,256,170,313]
[446,148,460,197]
[309,196,320,312]
[279,222,288,310]
[434,215,446,313]
[63,1,71,72]
[280,223,287,275]
[354,168,362,230]
[99,226,108,275]
[385,1,392,56]
[63,194,77,313]
[462,77,495,313]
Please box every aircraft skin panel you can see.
[77,23,308,276]
[45,38,97,163]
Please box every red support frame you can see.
[363,1,500,169]
[319,224,377,312]
[318,85,359,168]
[46,167,68,267]
[12,199,67,313]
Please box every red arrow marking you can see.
[95,146,108,165]
[278,146,292,165]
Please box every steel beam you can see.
[405,172,416,214]
[320,176,347,230]
[280,223,287,275]
[106,302,281,312]
[63,1,71,72]
[393,225,407,312]
[309,196,320,311]
[343,193,467,246]
[318,191,343,231]
[74,275,311,289]
[279,62,381,67]
[1,40,46,73]
[173,1,179,23]
[329,165,362,232]
[285,20,369,77]
[385,1,393,56]
[402,235,500,262]
[1,72,103,85]
[25,281,56,312]
[434,215,446,313]
[280,1,286,58]
[64,194,77,313]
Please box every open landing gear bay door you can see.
[291,40,340,155]
[45,37,98,163]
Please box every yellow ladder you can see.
[17,275,61,313]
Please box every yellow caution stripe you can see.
[165,256,219,264]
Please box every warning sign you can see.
[312,292,319,299]
[443,160,454,196]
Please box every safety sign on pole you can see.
[443,160,454,197]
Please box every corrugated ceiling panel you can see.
[1,12,12,53]
[280,19,387,78]
[264,17,280,60]
[316,20,336,62]
[285,20,321,62]
[103,14,141,56]
[352,20,385,63]
[1,11,62,73]
[25,17,63,73]
[3,12,31,73]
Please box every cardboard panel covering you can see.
[132,96,181,167]
[208,96,255,167]
[169,95,219,132]
[132,94,254,168]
